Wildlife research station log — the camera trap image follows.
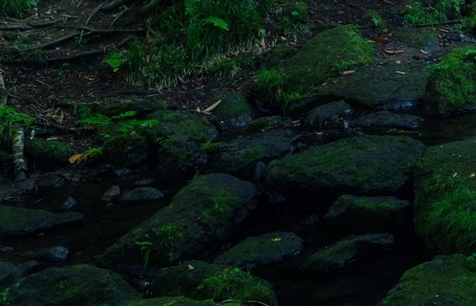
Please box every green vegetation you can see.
[113,0,279,89]
[414,172,476,254]
[254,69,285,104]
[0,0,36,18]
[198,267,274,304]
[427,47,476,107]
[0,105,36,145]
[363,10,387,29]
[135,223,184,267]
[404,0,464,25]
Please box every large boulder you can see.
[422,47,476,116]
[379,254,476,306]
[98,173,258,270]
[264,135,425,198]
[252,25,373,111]
[152,260,277,306]
[0,264,141,306]
[413,139,476,254]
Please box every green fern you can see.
[204,16,229,31]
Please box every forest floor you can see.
[0,0,468,139]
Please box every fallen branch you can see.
[12,128,27,181]
[79,2,106,45]
[24,32,79,52]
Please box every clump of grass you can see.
[404,0,464,25]
[363,10,387,30]
[198,267,274,304]
[254,68,285,103]
[427,47,476,107]
[0,0,36,18]
[415,172,476,254]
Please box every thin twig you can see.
[110,7,128,27]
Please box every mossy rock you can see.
[413,139,476,254]
[102,132,150,168]
[379,254,476,306]
[0,205,83,236]
[264,135,425,198]
[205,129,294,178]
[324,195,410,238]
[214,231,303,269]
[126,296,218,306]
[152,260,277,306]
[98,173,258,269]
[26,139,74,170]
[303,233,394,271]
[423,47,476,116]
[0,264,141,306]
[205,91,254,129]
[253,25,373,110]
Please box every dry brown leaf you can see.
[202,99,222,115]
[374,37,391,43]
[69,152,88,164]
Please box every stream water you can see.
[2,110,476,305]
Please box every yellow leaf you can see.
[470,173,475,178]
[272,237,281,242]
[69,152,88,164]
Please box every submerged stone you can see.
[0,206,83,236]
[302,233,394,271]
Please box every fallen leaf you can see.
[395,60,401,64]
[188,265,195,270]
[341,70,355,76]
[470,173,475,178]
[420,49,429,54]
[396,71,406,75]
[374,37,391,43]
[272,237,281,242]
[202,99,221,115]
[439,28,449,33]
[69,152,89,164]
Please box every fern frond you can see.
[203,16,229,31]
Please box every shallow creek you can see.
[2,110,476,305]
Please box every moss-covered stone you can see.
[0,205,83,236]
[152,260,277,306]
[423,47,476,116]
[214,232,303,268]
[379,254,476,306]
[126,296,218,306]
[205,91,254,129]
[102,132,149,168]
[98,173,258,269]
[302,233,394,271]
[324,195,410,238]
[413,139,476,254]
[25,139,74,170]
[0,264,141,306]
[253,25,374,110]
[264,135,425,197]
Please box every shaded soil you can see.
[0,0,474,153]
